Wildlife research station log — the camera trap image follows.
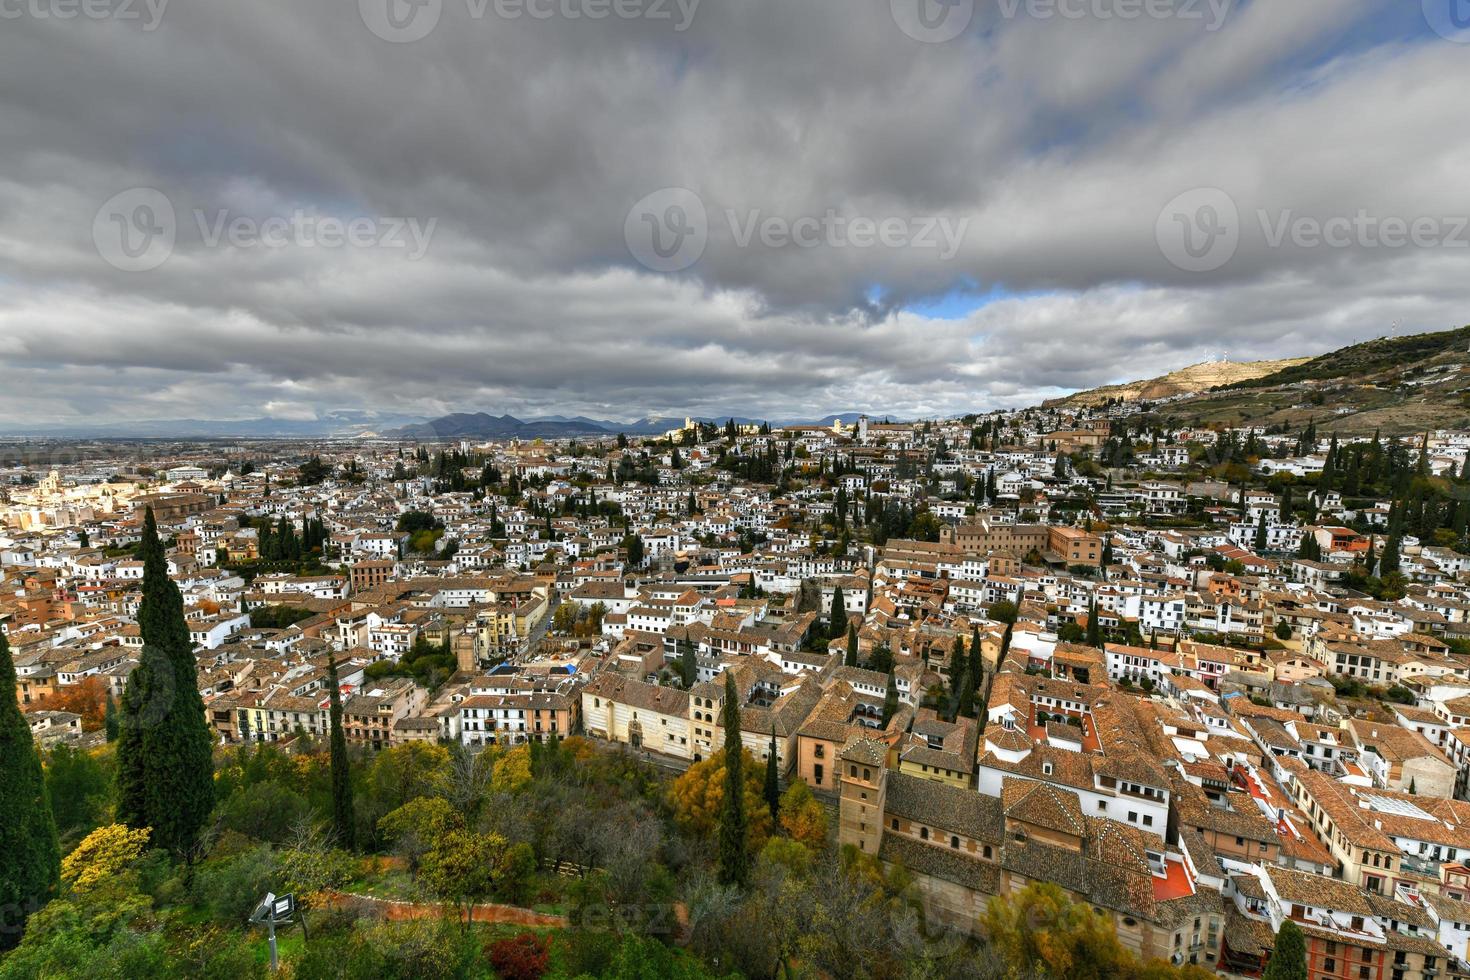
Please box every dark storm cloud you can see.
[0,0,1466,425]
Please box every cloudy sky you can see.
[1,0,1467,427]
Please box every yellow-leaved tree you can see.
[61,824,151,893]
[669,748,772,851]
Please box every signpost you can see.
[249,891,300,972]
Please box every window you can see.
[951,836,960,849]
[919,827,929,840]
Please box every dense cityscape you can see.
[6,330,1470,977]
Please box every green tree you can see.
[764,730,781,822]
[679,635,698,690]
[828,587,848,641]
[718,672,749,888]
[881,670,898,726]
[1262,919,1307,980]
[845,623,859,668]
[44,743,111,847]
[115,507,215,858]
[981,882,1135,980]
[103,691,119,742]
[327,655,355,849]
[0,630,61,948]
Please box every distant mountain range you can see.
[0,410,876,440]
[387,412,873,440]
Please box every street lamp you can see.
[249,891,301,971]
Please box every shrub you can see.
[488,933,551,980]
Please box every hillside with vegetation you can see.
[1075,325,1470,437]
[1046,358,1309,408]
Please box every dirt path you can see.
[326,891,569,928]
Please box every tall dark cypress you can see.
[717,672,748,888]
[116,508,215,858]
[763,729,780,822]
[881,669,899,726]
[327,655,355,849]
[0,631,60,948]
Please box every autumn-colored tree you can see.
[669,748,772,851]
[419,829,522,928]
[981,881,1135,980]
[488,932,551,980]
[32,675,109,731]
[777,778,829,851]
[492,744,534,794]
[60,824,151,893]
[378,796,458,878]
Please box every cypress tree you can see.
[104,691,119,742]
[763,729,780,822]
[882,669,899,726]
[1262,919,1308,980]
[1254,511,1268,553]
[116,507,215,859]
[679,636,698,689]
[845,624,859,668]
[956,670,977,719]
[1086,600,1102,648]
[1380,534,1401,576]
[327,655,355,849]
[949,636,967,698]
[0,631,61,948]
[717,672,748,888]
[829,586,848,641]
